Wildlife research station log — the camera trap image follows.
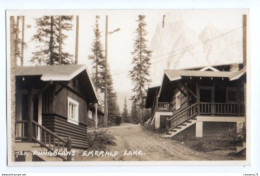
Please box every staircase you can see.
[14,120,72,162]
[163,103,198,138]
[31,120,72,161]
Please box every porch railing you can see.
[157,102,173,111]
[32,120,72,161]
[199,102,244,116]
[167,103,198,131]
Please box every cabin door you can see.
[15,92,42,141]
[199,87,214,114]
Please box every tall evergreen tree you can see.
[130,15,152,124]
[122,97,129,123]
[89,16,120,125]
[31,16,73,65]
[106,68,120,125]
[89,16,106,91]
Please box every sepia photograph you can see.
[6,9,249,165]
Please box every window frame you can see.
[226,87,238,103]
[67,97,79,125]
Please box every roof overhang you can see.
[145,85,160,108]
[229,67,246,81]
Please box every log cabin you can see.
[14,64,100,161]
[145,64,246,141]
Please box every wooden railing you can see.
[199,102,244,116]
[32,120,72,161]
[167,103,198,131]
[15,120,27,140]
[157,102,173,111]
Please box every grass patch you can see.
[180,139,236,152]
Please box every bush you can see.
[88,130,116,150]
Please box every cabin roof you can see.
[16,64,99,103]
[229,66,246,81]
[16,64,87,81]
[145,85,160,108]
[164,69,234,81]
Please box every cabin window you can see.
[175,91,181,109]
[226,88,237,103]
[67,97,79,125]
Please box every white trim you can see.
[67,97,79,125]
[175,91,181,110]
[199,66,220,72]
[197,116,245,122]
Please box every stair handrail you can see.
[168,103,197,122]
[167,103,198,131]
[32,120,72,161]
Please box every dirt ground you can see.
[74,123,242,161]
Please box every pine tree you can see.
[122,97,129,123]
[130,15,152,124]
[31,16,73,65]
[106,68,120,125]
[89,16,106,91]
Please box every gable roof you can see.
[16,64,98,103]
[16,64,87,81]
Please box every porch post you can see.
[211,86,215,115]
[37,93,42,140]
[196,82,200,115]
[27,87,34,142]
[94,103,98,128]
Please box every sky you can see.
[7,9,248,112]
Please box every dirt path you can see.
[75,123,236,161]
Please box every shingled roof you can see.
[16,64,98,103]
[16,64,87,81]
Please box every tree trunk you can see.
[49,16,54,65]
[75,16,79,64]
[10,16,16,162]
[15,16,20,64]
[58,16,62,64]
[21,16,25,66]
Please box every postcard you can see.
[6,9,249,165]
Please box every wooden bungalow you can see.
[14,64,99,161]
[145,64,246,140]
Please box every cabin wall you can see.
[42,114,89,149]
[52,84,88,125]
